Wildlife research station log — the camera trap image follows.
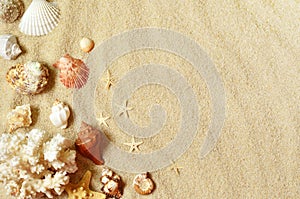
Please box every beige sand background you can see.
[0,0,299,198]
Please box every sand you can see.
[0,0,299,198]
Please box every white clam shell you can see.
[19,0,60,36]
[0,34,22,60]
[49,101,70,129]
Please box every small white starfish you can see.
[96,112,110,127]
[169,160,183,176]
[103,70,115,90]
[117,100,133,118]
[123,136,143,153]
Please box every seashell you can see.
[6,61,49,95]
[6,104,32,133]
[133,173,155,195]
[0,34,22,60]
[19,0,60,36]
[53,54,89,89]
[0,0,24,23]
[100,168,122,199]
[80,37,94,53]
[49,99,70,129]
[75,121,104,165]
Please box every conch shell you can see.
[100,168,122,199]
[6,104,32,132]
[49,99,70,129]
[0,34,22,60]
[75,122,104,165]
[6,61,49,95]
[53,54,89,89]
[0,0,24,23]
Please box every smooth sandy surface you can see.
[0,0,299,198]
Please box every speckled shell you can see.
[100,168,122,199]
[19,0,60,36]
[6,104,32,132]
[0,34,22,60]
[53,54,89,89]
[75,122,104,165]
[133,173,154,195]
[0,0,24,23]
[6,61,49,95]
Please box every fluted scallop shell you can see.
[6,61,49,95]
[0,0,24,23]
[75,121,104,165]
[19,0,60,36]
[7,104,32,132]
[0,34,22,60]
[53,54,89,89]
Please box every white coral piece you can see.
[0,129,78,199]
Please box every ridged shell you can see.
[6,61,49,95]
[49,99,70,129]
[100,168,122,199]
[19,0,60,36]
[0,34,22,60]
[6,104,32,132]
[53,54,89,89]
[133,173,154,195]
[75,121,104,165]
[0,0,24,23]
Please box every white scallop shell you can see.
[0,34,22,60]
[19,0,60,36]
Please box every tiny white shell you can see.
[19,0,60,36]
[79,37,94,53]
[49,100,70,129]
[0,34,22,60]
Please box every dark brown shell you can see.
[75,121,104,165]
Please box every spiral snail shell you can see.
[75,121,104,165]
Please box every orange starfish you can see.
[65,170,106,199]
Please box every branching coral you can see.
[0,129,78,199]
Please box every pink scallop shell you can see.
[53,54,89,89]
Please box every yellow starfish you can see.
[123,136,143,153]
[169,161,183,176]
[65,170,106,199]
[104,70,115,90]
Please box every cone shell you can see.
[6,61,49,95]
[19,0,60,36]
[53,54,89,89]
[133,173,154,195]
[0,34,22,60]
[75,121,104,165]
[0,0,24,23]
[7,104,32,132]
